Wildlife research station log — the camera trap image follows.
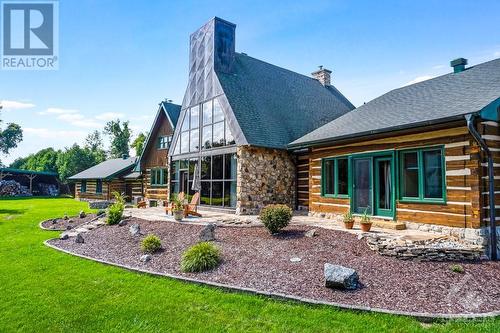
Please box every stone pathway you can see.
[59,216,107,239]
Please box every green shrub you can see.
[106,202,124,225]
[259,204,293,234]
[450,264,465,274]
[343,210,354,223]
[141,235,162,254]
[181,242,221,273]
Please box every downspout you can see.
[465,114,497,260]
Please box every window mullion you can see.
[334,159,338,197]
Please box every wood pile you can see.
[0,180,32,196]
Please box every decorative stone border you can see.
[39,215,101,231]
[43,239,500,321]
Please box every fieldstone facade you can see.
[236,146,296,215]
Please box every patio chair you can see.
[184,192,202,217]
[166,192,185,215]
[137,200,146,209]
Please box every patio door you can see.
[179,170,188,194]
[352,158,372,214]
[352,155,395,217]
[374,157,394,217]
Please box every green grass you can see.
[0,197,498,332]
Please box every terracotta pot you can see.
[360,223,372,232]
[344,221,354,229]
[173,210,184,221]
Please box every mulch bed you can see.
[47,218,500,315]
[41,214,99,231]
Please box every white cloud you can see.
[403,75,435,87]
[39,107,79,115]
[24,127,87,139]
[494,51,500,57]
[95,112,124,121]
[57,113,85,122]
[0,100,35,110]
[432,64,445,70]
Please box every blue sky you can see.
[1,0,500,165]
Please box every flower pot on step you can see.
[173,210,184,221]
[344,221,354,229]
[360,223,372,232]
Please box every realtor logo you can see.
[1,0,58,70]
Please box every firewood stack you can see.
[0,180,32,196]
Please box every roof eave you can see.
[288,114,470,150]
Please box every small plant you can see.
[63,214,69,220]
[112,191,127,205]
[172,196,184,211]
[106,192,125,225]
[181,242,221,272]
[141,234,162,254]
[360,208,371,224]
[343,210,355,229]
[259,204,293,234]
[450,264,465,274]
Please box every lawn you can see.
[0,197,498,332]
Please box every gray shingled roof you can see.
[216,53,354,149]
[68,157,137,180]
[161,101,181,128]
[290,58,500,148]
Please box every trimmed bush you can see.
[181,242,220,273]
[259,204,293,234]
[141,235,162,254]
[106,203,124,225]
[450,264,465,274]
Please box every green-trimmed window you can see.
[96,180,103,193]
[321,157,349,197]
[399,147,445,202]
[80,180,87,193]
[158,136,171,149]
[151,168,167,186]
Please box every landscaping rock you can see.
[324,263,359,290]
[63,215,69,220]
[68,219,74,223]
[59,233,69,240]
[66,225,72,230]
[199,223,216,241]
[75,233,84,244]
[140,254,152,263]
[118,219,128,226]
[129,224,141,236]
[290,257,302,262]
[79,210,86,218]
[305,229,318,238]
[51,219,57,224]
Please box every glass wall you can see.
[170,153,237,208]
[170,96,237,208]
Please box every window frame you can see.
[157,135,172,150]
[150,168,167,187]
[80,180,87,193]
[321,156,350,198]
[96,179,103,194]
[398,146,446,204]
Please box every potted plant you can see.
[360,208,372,232]
[172,196,184,221]
[342,210,354,229]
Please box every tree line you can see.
[6,119,147,182]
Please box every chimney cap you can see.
[311,65,332,75]
[450,58,468,73]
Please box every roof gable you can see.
[216,53,355,149]
[291,57,500,147]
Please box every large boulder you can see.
[75,233,84,244]
[324,263,359,290]
[129,224,141,236]
[199,223,216,242]
[79,210,86,218]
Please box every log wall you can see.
[308,125,488,229]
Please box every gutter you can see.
[465,114,498,260]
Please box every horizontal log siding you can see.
[309,126,483,229]
[478,121,500,226]
[296,153,310,208]
[75,180,109,200]
[143,168,168,203]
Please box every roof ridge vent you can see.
[451,58,467,73]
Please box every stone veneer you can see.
[236,146,295,215]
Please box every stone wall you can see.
[236,146,296,215]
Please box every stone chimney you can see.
[311,66,332,86]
